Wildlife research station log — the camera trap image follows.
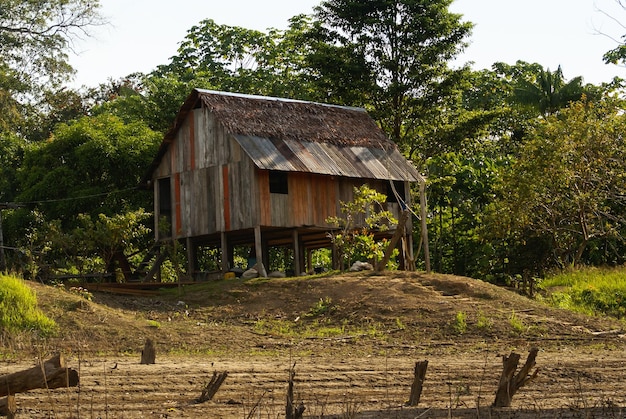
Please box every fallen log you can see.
[0,354,79,398]
[493,347,539,407]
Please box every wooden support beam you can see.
[292,230,301,276]
[419,181,431,273]
[254,226,267,277]
[186,237,196,277]
[220,232,229,273]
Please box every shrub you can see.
[0,275,57,336]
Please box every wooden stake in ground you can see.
[285,365,305,419]
[407,360,428,406]
[140,338,156,364]
[0,395,16,417]
[493,347,539,407]
[0,353,79,397]
[196,371,228,403]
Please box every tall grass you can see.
[541,266,626,318]
[0,274,57,335]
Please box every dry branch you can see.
[493,347,539,407]
[407,360,428,406]
[286,365,305,419]
[196,371,228,403]
[0,354,79,398]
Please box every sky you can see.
[69,0,626,88]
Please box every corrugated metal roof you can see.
[234,135,422,182]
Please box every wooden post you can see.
[0,395,16,417]
[254,226,267,277]
[140,338,156,365]
[292,230,301,276]
[493,347,539,407]
[407,360,428,406]
[419,181,431,273]
[186,237,196,278]
[220,232,229,273]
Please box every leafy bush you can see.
[0,275,57,335]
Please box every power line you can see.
[9,186,141,206]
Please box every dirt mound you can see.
[7,271,626,418]
[27,271,624,357]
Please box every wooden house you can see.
[144,89,424,277]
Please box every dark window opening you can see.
[386,180,407,204]
[269,171,289,194]
[158,177,172,237]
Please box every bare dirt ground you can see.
[3,271,626,418]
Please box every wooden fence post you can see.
[407,360,428,406]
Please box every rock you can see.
[269,271,286,278]
[241,268,258,279]
[349,261,374,272]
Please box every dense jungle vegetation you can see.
[2,0,626,286]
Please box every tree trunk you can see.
[407,360,428,406]
[0,354,79,397]
[493,347,539,407]
[377,210,410,271]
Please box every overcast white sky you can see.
[69,0,626,88]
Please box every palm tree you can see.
[512,65,585,116]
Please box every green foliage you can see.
[0,274,56,335]
[542,266,626,318]
[508,311,525,335]
[310,0,473,161]
[305,297,335,317]
[16,113,160,226]
[154,16,317,100]
[453,311,467,334]
[494,98,626,269]
[327,185,398,269]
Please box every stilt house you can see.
[144,89,424,277]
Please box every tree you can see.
[511,65,586,116]
[493,98,626,268]
[326,185,398,270]
[15,114,161,227]
[154,16,317,100]
[0,0,102,89]
[0,0,103,143]
[308,0,473,161]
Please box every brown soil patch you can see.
[4,271,626,418]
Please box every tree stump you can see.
[196,371,228,403]
[493,347,539,407]
[140,338,156,364]
[407,360,428,406]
